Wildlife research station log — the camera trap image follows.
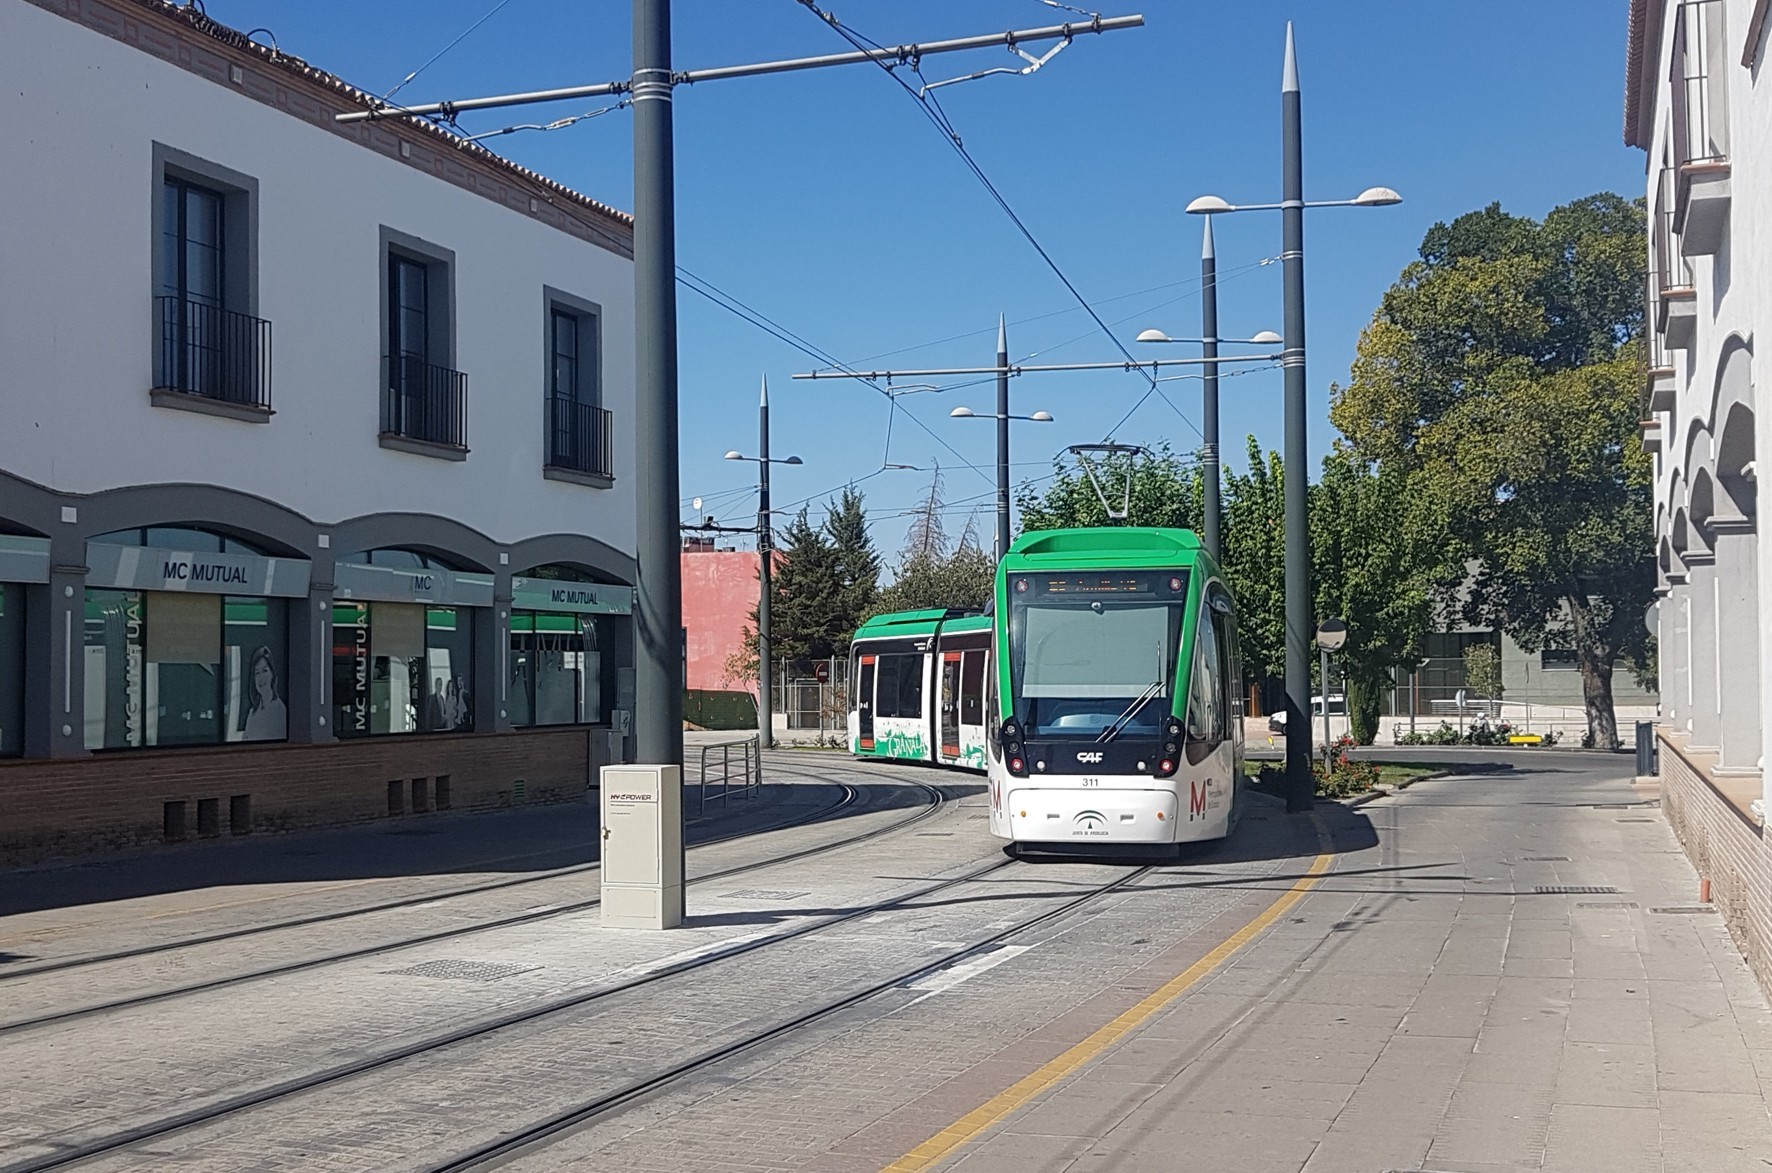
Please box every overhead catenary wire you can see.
[381,0,522,105]
[795,0,1197,447]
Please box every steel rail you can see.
[0,773,950,1034]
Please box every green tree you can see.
[757,506,847,663]
[1309,451,1439,744]
[825,485,881,640]
[1016,442,1202,532]
[875,475,994,614]
[1463,642,1503,702]
[1219,437,1286,689]
[1331,194,1652,749]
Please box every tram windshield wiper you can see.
[1097,680,1163,743]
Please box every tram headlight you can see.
[1155,754,1178,778]
[1009,756,1025,775]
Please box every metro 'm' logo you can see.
[1189,780,1207,820]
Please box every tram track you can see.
[1,842,1063,1173]
[0,757,889,984]
[424,862,1158,1173]
[0,771,957,1034]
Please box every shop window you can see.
[83,590,289,750]
[1540,648,1578,670]
[332,601,475,737]
[0,584,22,757]
[509,611,608,726]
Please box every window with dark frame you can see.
[383,250,465,449]
[544,301,610,478]
[155,176,271,407]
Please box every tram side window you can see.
[1188,609,1226,744]
[873,654,900,717]
[959,653,984,726]
[870,653,924,719]
[1217,606,1241,723]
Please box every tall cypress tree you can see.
[824,486,880,641]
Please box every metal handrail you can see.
[692,735,761,817]
[545,395,614,477]
[154,296,273,408]
[383,353,468,448]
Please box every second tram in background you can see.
[848,527,1245,851]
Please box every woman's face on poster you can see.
[254,655,274,700]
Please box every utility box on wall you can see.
[599,764,683,929]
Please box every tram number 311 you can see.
[1080,778,1100,787]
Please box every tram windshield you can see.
[1006,570,1186,738]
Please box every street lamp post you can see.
[1134,310,1280,564]
[1183,23,1400,813]
[951,405,1054,547]
[724,382,801,753]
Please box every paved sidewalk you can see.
[933,765,1772,1172]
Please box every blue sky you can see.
[215,0,1645,562]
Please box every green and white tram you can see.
[847,527,1245,851]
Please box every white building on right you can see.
[1627,0,1772,989]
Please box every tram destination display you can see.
[1015,571,1187,597]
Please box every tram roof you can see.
[1003,527,1205,567]
[852,607,986,641]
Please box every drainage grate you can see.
[1522,856,1571,862]
[968,814,989,820]
[1576,901,1640,909]
[1615,817,1656,823]
[1535,885,1619,895]
[1650,906,1718,915]
[719,889,808,901]
[917,832,955,837]
[390,959,540,982]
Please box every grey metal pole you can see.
[1281,23,1313,813]
[996,314,1011,561]
[1320,644,1332,768]
[632,0,684,772]
[757,376,774,750]
[1200,217,1221,562]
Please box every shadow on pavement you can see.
[0,775,967,919]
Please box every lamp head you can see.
[1029,411,1054,422]
[723,450,744,461]
[1135,329,1171,343]
[1185,195,1234,215]
[950,406,976,418]
[783,455,804,465]
[1250,330,1284,344]
[1352,186,1403,207]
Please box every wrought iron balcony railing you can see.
[154,296,272,409]
[545,394,613,479]
[383,354,468,449]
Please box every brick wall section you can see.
[0,727,593,867]
[1658,728,1772,1000]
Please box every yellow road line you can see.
[883,850,1335,1173]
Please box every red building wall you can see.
[681,547,761,693]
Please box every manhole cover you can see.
[719,889,807,901]
[1650,906,1718,915]
[1522,856,1571,862]
[1535,885,1619,895]
[390,959,540,982]
[1576,901,1639,909]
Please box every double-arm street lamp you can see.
[950,404,1052,558]
[1135,259,1281,563]
[1175,23,1399,814]
[723,377,802,751]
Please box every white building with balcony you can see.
[0,0,638,861]
[1627,0,1772,987]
